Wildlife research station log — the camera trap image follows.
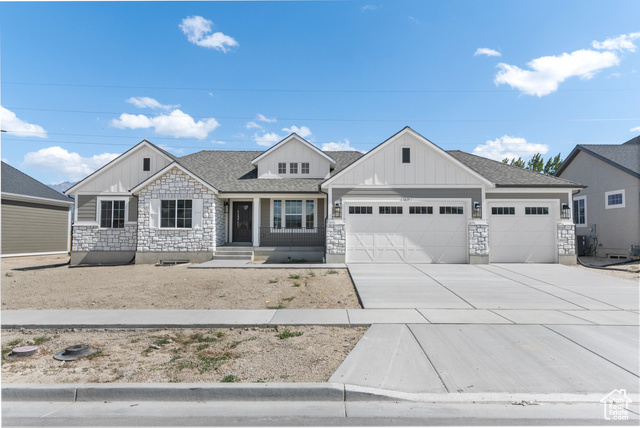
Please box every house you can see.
[1,161,74,257]
[65,127,583,265]
[555,136,640,259]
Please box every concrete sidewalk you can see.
[3,307,639,329]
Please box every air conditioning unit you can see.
[630,245,640,257]
[577,235,591,256]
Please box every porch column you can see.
[253,197,260,246]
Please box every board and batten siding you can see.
[327,133,484,187]
[256,139,331,179]
[73,145,173,193]
[1,199,70,255]
[486,193,569,205]
[332,188,481,206]
[77,195,138,222]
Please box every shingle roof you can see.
[559,136,640,178]
[1,162,74,203]
[447,151,584,188]
[177,150,364,193]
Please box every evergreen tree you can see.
[501,153,563,176]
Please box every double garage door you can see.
[345,201,468,263]
[487,200,557,263]
[344,199,558,264]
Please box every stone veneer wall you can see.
[557,223,576,256]
[137,168,222,253]
[326,220,346,255]
[72,224,137,252]
[468,221,489,256]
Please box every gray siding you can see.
[129,196,138,222]
[486,193,569,204]
[77,195,97,221]
[332,188,481,205]
[1,199,69,255]
[260,198,270,228]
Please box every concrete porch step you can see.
[212,254,253,261]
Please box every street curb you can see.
[2,382,346,402]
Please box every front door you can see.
[232,202,253,243]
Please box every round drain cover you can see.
[53,344,100,361]
[7,346,37,359]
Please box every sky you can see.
[1,0,639,185]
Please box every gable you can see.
[558,150,638,194]
[324,129,487,187]
[66,143,174,194]
[255,137,333,179]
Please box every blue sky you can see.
[1,0,639,185]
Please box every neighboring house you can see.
[556,136,640,259]
[65,127,583,265]
[1,161,74,257]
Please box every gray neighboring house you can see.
[65,127,584,265]
[556,136,640,259]
[1,161,74,257]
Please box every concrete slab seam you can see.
[345,266,366,309]
[406,324,450,393]
[488,265,624,310]
[487,309,518,324]
[542,325,640,378]
[409,264,477,309]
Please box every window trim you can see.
[271,198,317,230]
[289,163,298,174]
[348,206,373,215]
[143,157,151,172]
[401,147,411,164]
[160,199,193,229]
[301,162,310,174]
[605,189,625,209]
[96,197,128,229]
[573,195,587,226]
[278,163,287,174]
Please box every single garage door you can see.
[488,201,557,263]
[345,201,468,263]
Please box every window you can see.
[306,200,315,229]
[285,200,302,228]
[301,163,310,174]
[409,206,433,214]
[161,200,192,228]
[349,206,372,214]
[573,197,586,225]
[273,200,282,228]
[491,207,515,215]
[440,206,463,215]
[290,163,298,174]
[278,163,286,174]
[143,158,151,171]
[402,147,411,164]
[100,200,125,228]
[379,206,403,214]
[525,206,549,215]
[605,189,625,209]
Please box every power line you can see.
[4,106,640,123]
[4,81,640,93]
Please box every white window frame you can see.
[605,189,625,209]
[401,146,411,164]
[96,196,129,229]
[270,198,317,230]
[573,195,587,226]
[160,199,194,229]
[289,163,298,174]
[301,162,310,174]
[278,163,287,174]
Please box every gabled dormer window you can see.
[290,163,298,174]
[278,163,286,174]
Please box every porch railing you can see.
[259,227,326,247]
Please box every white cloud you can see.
[282,126,312,138]
[474,48,501,57]
[256,113,276,123]
[362,5,378,12]
[592,32,640,52]
[110,109,219,139]
[321,139,360,152]
[157,144,184,155]
[472,135,549,161]
[630,126,640,133]
[22,147,119,181]
[253,132,282,147]
[408,16,420,24]
[179,16,238,53]
[0,106,47,138]
[211,140,226,145]
[245,121,262,130]
[126,97,178,110]
[494,49,620,96]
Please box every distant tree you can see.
[501,153,563,176]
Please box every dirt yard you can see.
[572,260,639,282]
[1,255,361,310]
[1,326,366,383]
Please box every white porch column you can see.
[252,197,260,246]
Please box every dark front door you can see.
[232,202,253,243]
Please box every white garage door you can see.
[345,201,468,263]
[488,201,557,263]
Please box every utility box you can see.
[577,235,591,256]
